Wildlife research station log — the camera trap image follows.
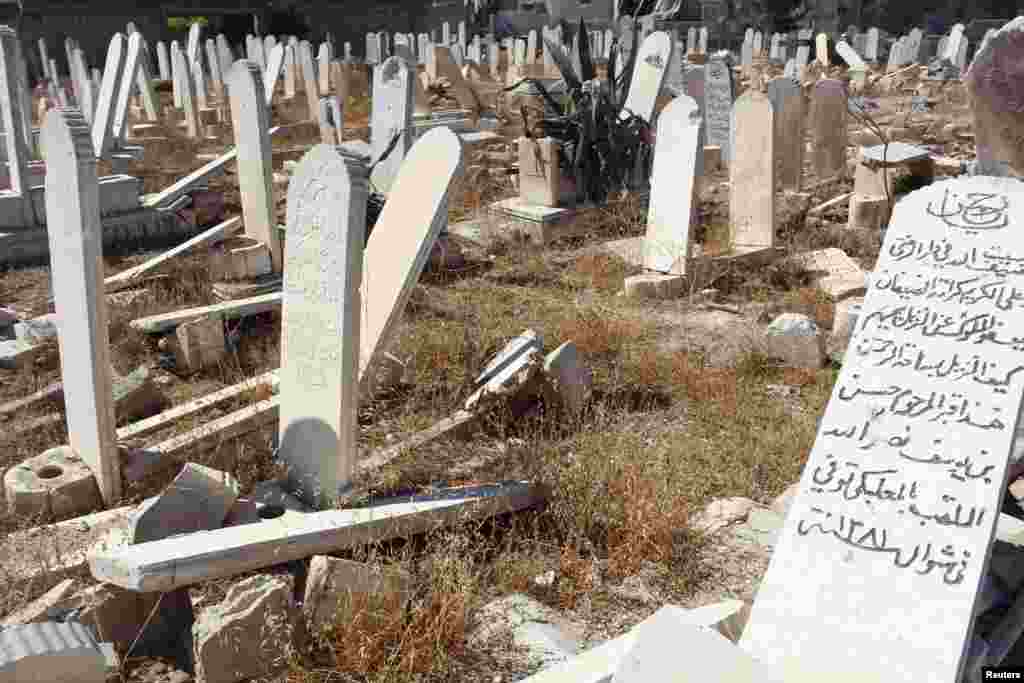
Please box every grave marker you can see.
[172,47,199,138]
[767,76,804,191]
[643,95,703,274]
[705,57,734,162]
[866,27,879,61]
[369,56,413,193]
[317,42,331,94]
[279,144,369,509]
[155,41,170,80]
[741,175,1024,682]
[228,61,281,272]
[620,31,673,124]
[263,44,284,106]
[966,18,1024,177]
[92,33,126,159]
[811,79,847,179]
[730,91,775,249]
[111,32,143,145]
[299,41,319,120]
[0,28,29,198]
[42,108,121,504]
[205,38,223,97]
[187,22,201,65]
[816,33,830,66]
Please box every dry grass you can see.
[0,86,867,682]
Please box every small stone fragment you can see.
[303,556,413,634]
[541,341,593,417]
[764,313,825,368]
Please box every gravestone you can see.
[705,58,734,162]
[170,40,183,107]
[279,144,369,509]
[966,17,1024,177]
[816,33,830,66]
[784,58,797,79]
[699,27,708,53]
[369,56,414,193]
[836,40,866,70]
[42,108,121,505]
[155,41,170,80]
[173,48,199,138]
[317,43,331,94]
[0,28,29,198]
[811,79,847,179]
[216,34,233,77]
[72,49,95,124]
[767,77,804,191]
[741,38,753,71]
[866,27,879,61]
[907,28,924,63]
[682,65,705,119]
[620,31,673,124]
[741,175,1024,682]
[111,31,143,145]
[527,30,537,64]
[770,33,781,60]
[205,39,222,97]
[187,22,201,65]
[945,23,965,61]
[284,45,297,99]
[730,91,775,249]
[360,127,464,397]
[366,34,379,65]
[229,61,282,272]
[688,27,697,53]
[92,33,126,159]
[955,38,969,73]
[753,31,763,57]
[299,41,319,120]
[263,44,284,106]
[643,96,703,275]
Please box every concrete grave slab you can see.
[741,177,1024,683]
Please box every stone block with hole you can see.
[303,556,414,634]
[3,446,103,519]
[174,315,227,373]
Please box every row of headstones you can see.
[34,85,462,512]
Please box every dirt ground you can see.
[0,64,980,682]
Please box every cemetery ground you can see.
[0,75,979,681]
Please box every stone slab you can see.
[741,177,1024,683]
[790,248,867,300]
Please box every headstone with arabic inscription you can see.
[619,31,672,125]
[741,174,1024,682]
[705,57,734,163]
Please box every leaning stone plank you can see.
[0,381,63,422]
[141,126,282,210]
[90,482,545,591]
[104,216,242,293]
[121,397,280,482]
[129,292,282,334]
[357,409,476,473]
[117,370,279,443]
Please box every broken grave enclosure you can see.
[741,177,1024,682]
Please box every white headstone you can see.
[644,95,703,275]
[866,27,880,61]
[263,43,284,106]
[155,40,170,80]
[620,31,673,124]
[279,144,368,509]
[299,41,319,121]
[92,33,126,158]
[730,91,775,249]
[370,56,413,193]
[42,108,121,505]
[187,22,201,65]
[741,175,1024,683]
[172,47,199,138]
[111,31,143,145]
[699,27,708,53]
[0,28,29,196]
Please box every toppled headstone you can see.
[0,620,113,683]
[303,556,413,634]
[466,330,545,411]
[470,593,583,667]
[193,573,299,683]
[764,313,825,368]
[790,248,866,301]
[130,463,240,544]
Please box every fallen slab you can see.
[104,215,243,293]
[90,482,546,591]
[129,291,282,334]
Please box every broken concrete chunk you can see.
[471,594,583,668]
[130,463,241,544]
[0,621,110,683]
[764,313,825,368]
[541,341,593,417]
[113,366,168,423]
[465,343,543,411]
[0,579,77,626]
[613,608,771,683]
[691,497,757,535]
[623,273,686,299]
[174,315,227,373]
[790,248,866,301]
[193,573,298,683]
[303,556,413,634]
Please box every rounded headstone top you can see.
[965,16,1024,113]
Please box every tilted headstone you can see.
[155,40,170,80]
[784,58,797,79]
[699,26,708,53]
[369,56,414,193]
[753,31,763,57]
[816,33,830,66]
[284,44,297,99]
[767,76,804,191]
[687,26,698,54]
[279,144,369,509]
[955,38,969,73]
[216,34,233,77]
[263,43,284,106]
[71,49,96,124]
[811,79,847,179]
[92,33,126,158]
[945,23,965,61]
[705,57,734,162]
[741,37,753,70]
[42,108,121,504]
[644,95,703,275]
[866,27,880,61]
[172,47,199,138]
[907,28,924,63]
[966,18,1024,177]
[366,33,379,65]
[251,34,267,70]
[205,38,222,96]
[0,28,29,198]
[229,60,281,272]
[317,43,331,95]
[170,39,183,107]
[770,33,781,60]
[741,175,1024,681]
[111,31,143,145]
[299,41,319,120]
[187,22,201,65]
[836,40,866,70]
[191,60,208,112]
[730,91,775,249]
[620,31,673,124]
